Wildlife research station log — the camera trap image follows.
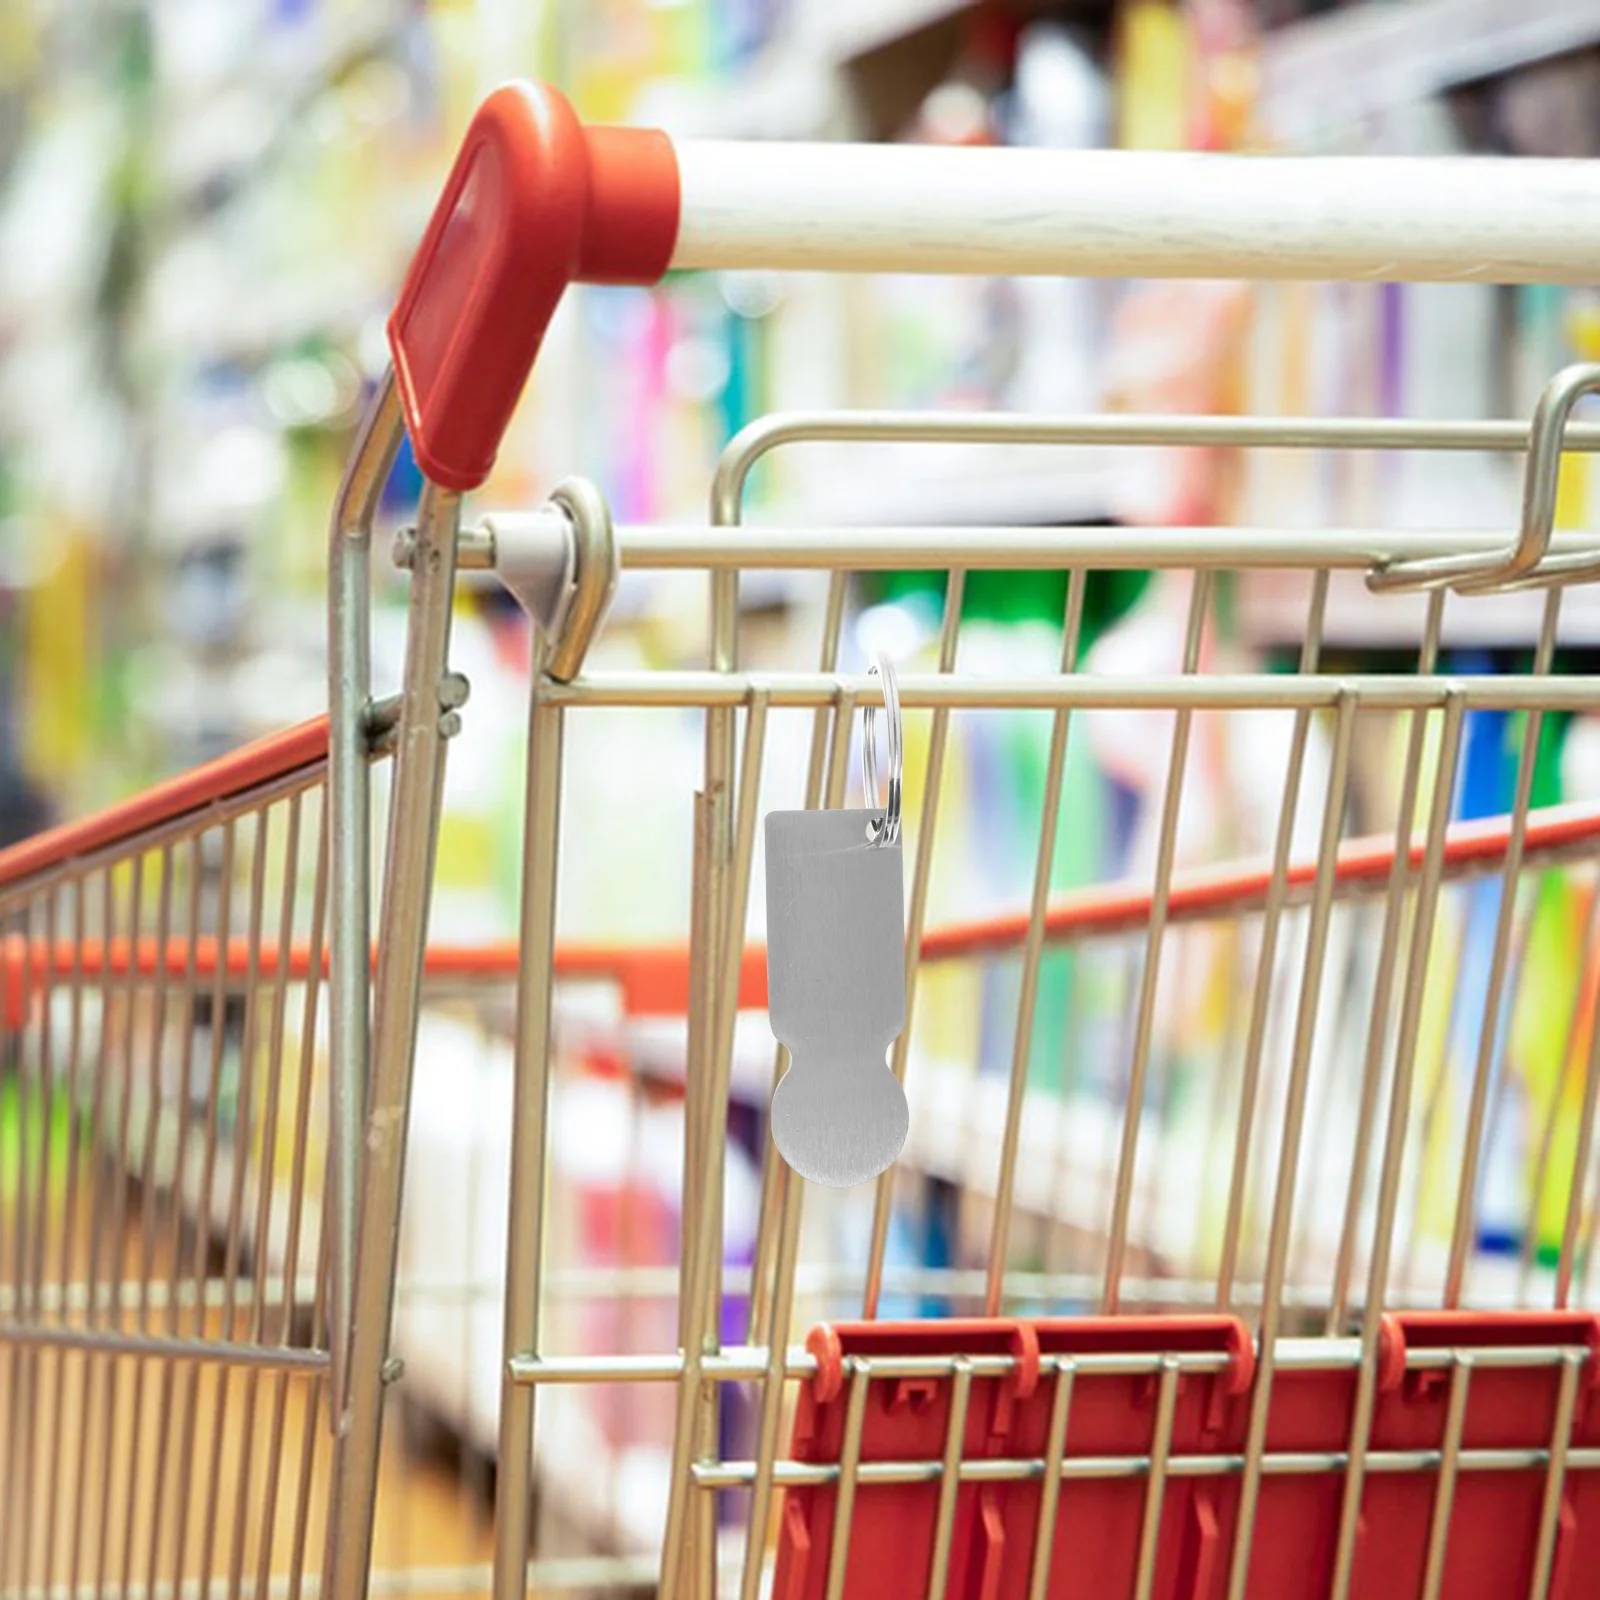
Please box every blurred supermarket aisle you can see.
[6,0,1600,1594]
[5,0,1600,846]
[0,1206,493,1597]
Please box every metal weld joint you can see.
[396,477,618,683]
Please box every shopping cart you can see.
[7,75,1600,1600]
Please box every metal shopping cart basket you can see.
[8,77,1600,1600]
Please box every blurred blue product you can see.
[382,426,424,514]
[1450,661,1522,1257]
[875,1175,958,1323]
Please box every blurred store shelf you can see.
[646,0,975,139]
[766,443,1114,526]
[158,6,403,211]
[1239,569,1600,649]
[1259,0,1600,144]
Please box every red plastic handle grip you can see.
[387,82,680,492]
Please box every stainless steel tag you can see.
[765,808,908,1187]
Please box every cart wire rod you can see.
[506,1338,1594,1386]
[460,525,1600,573]
[543,672,1600,712]
[687,1444,1600,1490]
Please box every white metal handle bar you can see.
[671,142,1600,283]
[381,80,1600,501]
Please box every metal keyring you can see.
[861,651,902,847]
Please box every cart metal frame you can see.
[7,73,1600,1600]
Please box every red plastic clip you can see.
[782,1319,1038,1600]
[775,1315,1249,1600]
[990,1317,1252,1600]
[774,1310,1600,1598]
[1338,1310,1600,1598]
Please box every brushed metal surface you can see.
[765,808,908,1187]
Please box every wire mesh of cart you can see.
[10,74,1600,1600]
[0,777,752,1600]
[0,723,365,1600]
[484,405,1600,1600]
[0,728,535,1600]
